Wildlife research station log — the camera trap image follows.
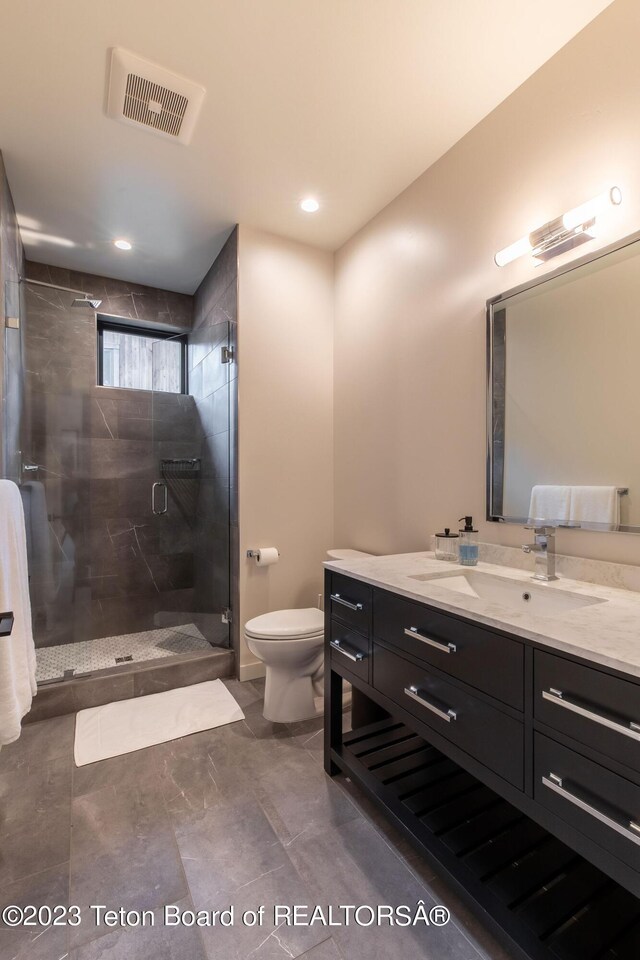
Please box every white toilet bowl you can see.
[245,608,325,722]
[246,549,373,723]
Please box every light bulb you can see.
[562,187,622,231]
[113,239,132,251]
[300,198,320,213]
[494,235,533,267]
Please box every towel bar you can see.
[0,612,14,637]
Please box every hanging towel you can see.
[0,479,37,747]
[569,486,620,528]
[528,485,572,524]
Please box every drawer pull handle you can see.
[330,639,366,663]
[542,773,640,847]
[330,593,363,612]
[405,627,456,654]
[542,688,640,742]
[404,686,457,723]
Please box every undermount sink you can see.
[408,569,607,618]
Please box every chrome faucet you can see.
[522,526,557,581]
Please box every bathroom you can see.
[1,2,640,958]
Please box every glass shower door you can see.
[151,322,231,650]
[6,275,233,685]
[9,278,95,676]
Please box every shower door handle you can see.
[152,481,168,515]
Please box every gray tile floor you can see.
[0,678,514,960]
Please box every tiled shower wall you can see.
[0,151,24,479]
[190,228,238,651]
[20,262,202,647]
[24,261,193,330]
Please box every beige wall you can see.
[238,226,334,677]
[333,0,640,567]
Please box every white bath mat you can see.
[74,680,245,766]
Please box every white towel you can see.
[569,486,619,528]
[0,480,37,747]
[528,485,572,524]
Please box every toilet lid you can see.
[245,607,324,639]
[327,549,372,560]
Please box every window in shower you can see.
[97,319,187,393]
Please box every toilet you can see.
[245,548,372,722]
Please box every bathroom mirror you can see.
[487,230,640,534]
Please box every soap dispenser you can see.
[458,516,478,566]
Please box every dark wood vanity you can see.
[324,570,640,960]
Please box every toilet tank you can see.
[326,549,373,560]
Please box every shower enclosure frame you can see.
[2,271,236,718]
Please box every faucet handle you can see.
[524,524,556,536]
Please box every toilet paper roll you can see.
[255,547,279,566]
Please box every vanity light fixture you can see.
[113,238,133,251]
[300,198,320,213]
[495,186,622,267]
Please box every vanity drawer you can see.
[329,620,370,683]
[535,733,640,874]
[373,589,524,710]
[329,574,371,634]
[535,651,640,775]
[373,642,523,788]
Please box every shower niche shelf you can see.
[160,457,201,478]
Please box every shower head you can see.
[71,295,102,309]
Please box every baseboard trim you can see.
[239,660,266,682]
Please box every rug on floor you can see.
[74,679,244,766]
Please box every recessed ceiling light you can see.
[113,238,132,250]
[300,198,320,213]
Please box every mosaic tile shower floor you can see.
[35,624,211,682]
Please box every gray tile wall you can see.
[190,227,238,656]
[0,151,25,479]
[19,275,201,648]
[25,261,193,331]
[3,213,237,659]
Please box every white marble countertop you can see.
[324,552,640,680]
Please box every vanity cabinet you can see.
[328,572,372,634]
[372,641,524,788]
[534,734,640,874]
[534,649,640,775]
[324,571,640,960]
[328,619,371,684]
[374,589,524,709]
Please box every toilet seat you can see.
[245,607,324,641]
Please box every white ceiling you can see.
[0,0,613,293]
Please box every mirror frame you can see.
[486,227,640,534]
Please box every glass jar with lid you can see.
[434,528,459,561]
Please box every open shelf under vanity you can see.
[333,716,640,960]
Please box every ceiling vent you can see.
[107,48,205,145]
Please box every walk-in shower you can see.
[2,270,233,693]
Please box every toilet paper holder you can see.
[246,548,279,560]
